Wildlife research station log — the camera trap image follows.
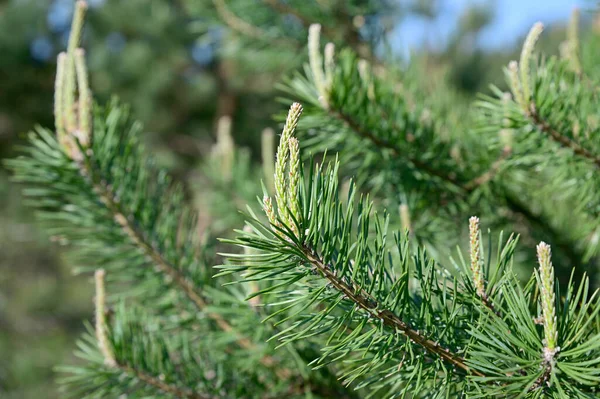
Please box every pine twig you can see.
[527,105,600,168]
[118,364,209,399]
[78,156,289,379]
[325,94,589,275]
[95,270,207,399]
[300,244,484,377]
[94,270,116,367]
[330,108,465,189]
[531,242,559,390]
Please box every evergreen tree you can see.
[6,1,600,398]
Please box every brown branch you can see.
[528,104,600,168]
[328,101,591,277]
[331,106,516,193]
[329,101,591,266]
[78,159,289,380]
[330,108,465,190]
[118,364,208,399]
[301,245,484,377]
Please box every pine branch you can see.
[86,165,205,310]
[10,2,600,397]
[282,44,476,203]
[527,105,600,168]
[97,275,206,399]
[60,305,257,398]
[9,4,302,385]
[79,154,286,375]
[226,150,600,396]
[300,244,482,376]
[288,29,600,276]
[9,105,294,387]
[61,273,232,399]
[224,102,600,396]
[327,83,511,195]
[116,364,208,399]
[67,57,285,373]
[221,109,495,394]
[330,107,465,189]
[488,23,600,172]
[295,47,516,197]
[9,6,359,392]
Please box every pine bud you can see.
[507,61,525,110]
[536,242,558,360]
[64,1,88,133]
[519,22,544,105]
[324,42,335,88]
[288,137,300,234]
[214,115,234,182]
[340,179,351,205]
[500,92,514,150]
[283,103,303,137]
[274,103,303,226]
[261,128,275,194]
[567,9,582,74]
[399,204,411,234]
[357,59,369,81]
[469,216,486,298]
[95,269,116,367]
[308,24,328,107]
[54,53,67,145]
[55,1,94,161]
[262,195,279,232]
[242,225,261,306]
[74,49,91,148]
[357,59,375,101]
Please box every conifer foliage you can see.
[6,2,600,398]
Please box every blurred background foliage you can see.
[0,0,592,397]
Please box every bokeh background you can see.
[0,0,589,397]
